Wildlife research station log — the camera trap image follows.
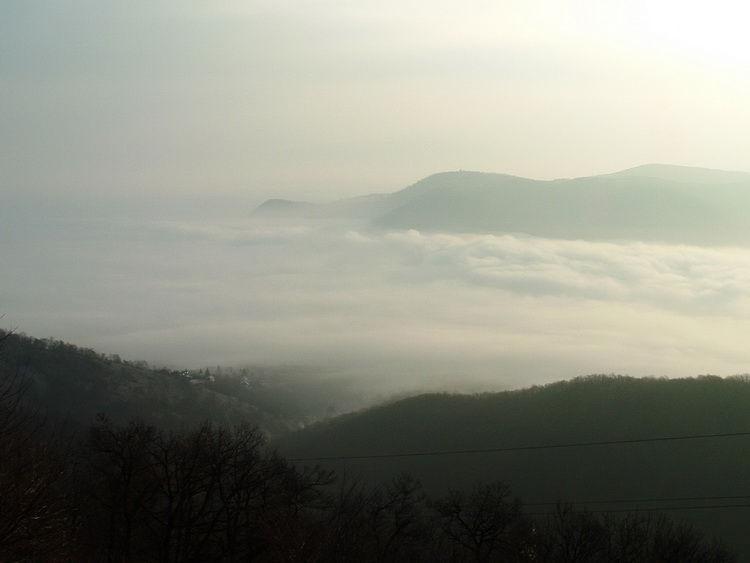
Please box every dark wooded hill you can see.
[0,329,329,436]
[277,374,750,560]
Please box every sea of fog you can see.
[4,196,750,394]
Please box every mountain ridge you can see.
[594,163,750,184]
[277,373,750,560]
[252,164,750,245]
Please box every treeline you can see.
[0,336,737,562]
[278,374,750,558]
[0,420,737,562]
[0,329,377,435]
[0,413,737,562]
[0,329,299,435]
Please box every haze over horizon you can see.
[5,164,750,396]
[4,2,750,393]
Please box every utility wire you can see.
[523,495,750,515]
[523,495,750,506]
[524,503,750,516]
[526,494,750,507]
[287,430,750,462]
[287,433,750,514]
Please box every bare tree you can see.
[82,417,334,563]
[81,416,158,561]
[432,481,530,563]
[367,472,429,562]
[0,329,75,560]
[536,502,606,563]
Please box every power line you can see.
[526,494,750,507]
[523,495,750,515]
[524,503,750,516]
[451,495,750,514]
[287,432,750,515]
[287,430,750,462]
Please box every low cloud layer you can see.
[4,206,750,393]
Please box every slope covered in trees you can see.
[278,375,750,560]
[1,330,747,559]
[0,333,738,560]
[0,329,348,436]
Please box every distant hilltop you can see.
[595,163,750,184]
[253,164,750,246]
[253,198,316,215]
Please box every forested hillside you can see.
[0,329,360,436]
[1,330,747,559]
[278,374,750,560]
[0,329,738,561]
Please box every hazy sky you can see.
[3,1,750,203]
[4,2,750,394]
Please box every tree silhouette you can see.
[432,481,530,563]
[0,330,74,560]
